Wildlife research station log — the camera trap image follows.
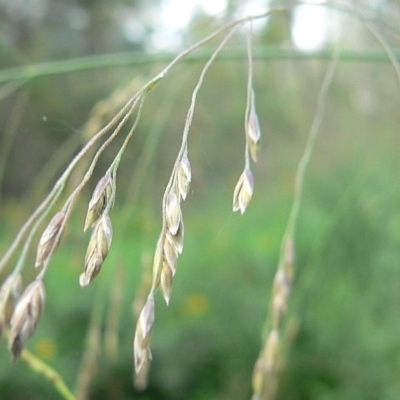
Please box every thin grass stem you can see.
[21,349,76,400]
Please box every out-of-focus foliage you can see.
[1,1,400,399]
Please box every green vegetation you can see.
[1,1,400,399]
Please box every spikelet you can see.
[160,262,173,305]
[0,273,23,338]
[176,152,191,201]
[246,89,261,162]
[134,293,155,373]
[9,279,46,360]
[165,190,182,235]
[84,173,114,231]
[35,211,65,267]
[80,214,113,287]
[233,167,254,214]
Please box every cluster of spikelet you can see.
[0,12,281,399]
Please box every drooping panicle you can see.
[9,279,46,360]
[0,273,23,338]
[84,173,114,231]
[80,214,113,287]
[233,167,254,214]
[35,211,66,268]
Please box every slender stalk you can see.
[252,48,340,400]
[75,282,106,400]
[21,349,76,400]
[151,24,242,293]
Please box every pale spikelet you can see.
[271,269,291,328]
[233,168,254,214]
[246,91,261,162]
[84,174,114,231]
[163,234,178,276]
[160,262,173,305]
[9,279,45,360]
[283,237,295,272]
[80,214,113,287]
[134,294,155,373]
[35,211,65,267]
[176,152,191,201]
[0,273,23,338]
[152,235,165,288]
[167,220,184,255]
[252,329,280,399]
[165,191,181,235]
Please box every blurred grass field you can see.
[1,4,400,397]
[1,139,400,399]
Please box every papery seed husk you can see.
[134,332,151,373]
[263,329,280,372]
[283,237,295,268]
[96,215,113,258]
[233,168,254,214]
[247,105,261,145]
[80,246,103,287]
[177,153,191,201]
[35,212,65,267]
[138,294,154,340]
[0,274,23,338]
[84,174,114,231]
[80,216,112,287]
[160,262,173,305]
[166,220,184,255]
[165,191,181,235]
[152,235,165,288]
[163,236,178,276]
[248,139,260,163]
[134,332,146,372]
[9,279,45,360]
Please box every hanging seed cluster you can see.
[232,87,261,215]
[80,173,115,287]
[0,19,269,390]
[134,149,191,373]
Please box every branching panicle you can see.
[0,4,395,399]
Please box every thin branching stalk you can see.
[21,349,76,400]
[1,1,399,396]
[154,23,242,291]
[75,282,107,400]
[104,264,124,361]
[0,92,139,274]
[0,92,28,203]
[251,48,340,400]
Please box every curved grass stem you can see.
[21,349,76,400]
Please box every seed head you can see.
[271,269,291,328]
[165,191,181,235]
[233,168,254,214]
[9,279,46,361]
[0,273,23,338]
[152,235,165,288]
[160,262,173,305]
[166,219,184,255]
[80,215,113,287]
[134,294,155,373]
[84,174,114,231]
[35,211,65,267]
[246,102,261,162]
[176,152,191,201]
[163,235,178,276]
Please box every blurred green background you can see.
[1,1,400,399]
